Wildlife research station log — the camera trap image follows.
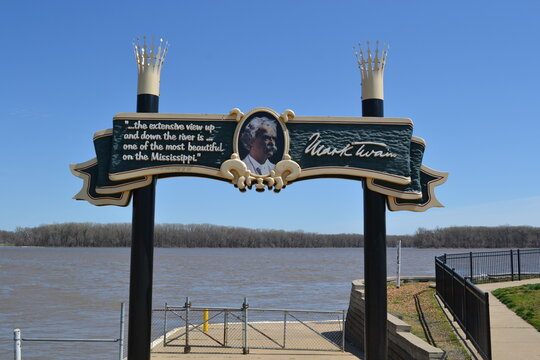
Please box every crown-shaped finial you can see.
[354,41,388,100]
[134,36,169,96]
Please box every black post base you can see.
[363,184,388,359]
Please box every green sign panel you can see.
[71,107,447,211]
[111,118,236,176]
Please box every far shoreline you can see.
[0,245,531,249]
[2,223,539,248]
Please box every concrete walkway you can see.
[150,321,362,360]
[477,278,540,360]
[151,348,361,360]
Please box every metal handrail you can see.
[164,305,345,314]
[21,337,120,342]
[13,303,125,360]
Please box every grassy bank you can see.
[387,281,471,359]
[492,283,540,330]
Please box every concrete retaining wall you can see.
[346,279,445,360]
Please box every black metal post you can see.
[463,281,468,338]
[184,297,191,353]
[469,251,474,281]
[485,292,493,360]
[127,94,159,360]
[362,98,387,359]
[517,249,521,280]
[451,268,456,321]
[510,249,514,281]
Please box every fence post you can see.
[469,252,474,281]
[13,329,21,360]
[242,297,249,354]
[119,303,126,360]
[438,260,445,307]
[341,310,346,352]
[463,283,469,339]
[396,240,402,288]
[517,249,521,281]
[224,311,229,347]
[184,297,191,353]
[451,268,456,321]
[485,292,492,360]
[510,249,515,281]
[203,309,209,332]
[437,259,446,307]
[443,264,447,307]
[163,303,168,347]
[283,311,287,349]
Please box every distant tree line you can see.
[407,226,540,248]
[0,223,364,248]
[0,223,539,248]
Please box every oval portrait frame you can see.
[233,108,289,177]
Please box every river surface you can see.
[0,247,491,359]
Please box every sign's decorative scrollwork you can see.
[220,154,301,192]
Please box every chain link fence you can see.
[149,298,345,355]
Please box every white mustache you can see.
[264,144,277,154]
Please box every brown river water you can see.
[0,247,491,359]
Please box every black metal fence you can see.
[435,258,491,360]
[435,248,540,360]
[440,249,540,283]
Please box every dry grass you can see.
[387,281,472,360]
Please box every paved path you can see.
[477,278,540,360]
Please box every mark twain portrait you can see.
[240,116,279,175]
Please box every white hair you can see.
[240,116,278,150]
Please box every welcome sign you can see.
[71,107,447,211]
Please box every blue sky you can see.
[1,1,539,235]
